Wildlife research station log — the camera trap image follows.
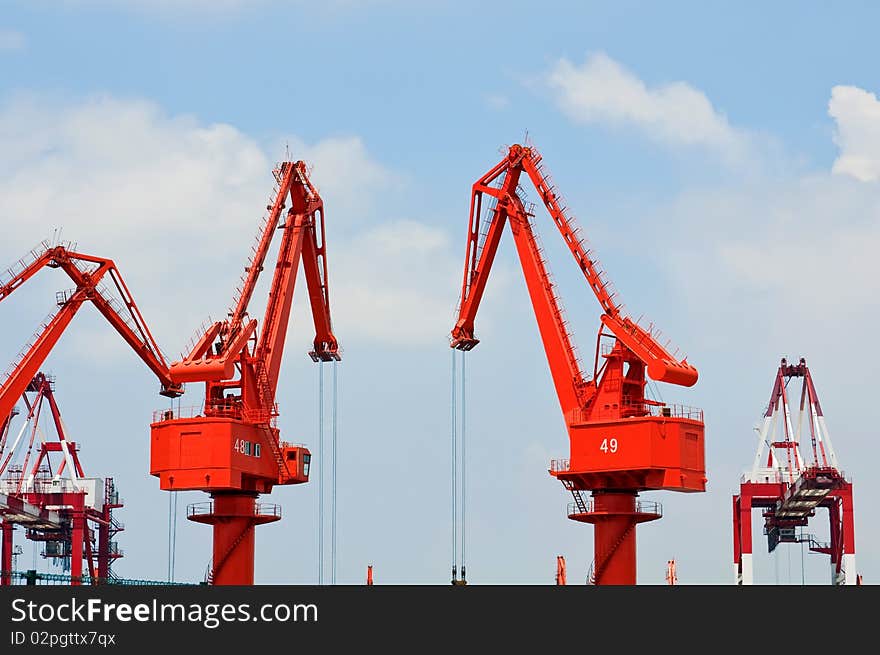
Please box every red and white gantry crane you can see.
[1,373,124,585]
[733,357,857,585]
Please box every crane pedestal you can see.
[568,491,661,585]
[188,493,281,585]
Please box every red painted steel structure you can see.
[451,143,704,584]
[1,373,124,585]
[0,241,181,584]
[555,555,566,585]
[151,160,340,584]
[0,240,184,420]
[732,358,857,585]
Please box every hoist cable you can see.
[318,363,325,585]
[451,349,457,578]
[331,360,338,586]
[460,351,467,578]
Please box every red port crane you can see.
[451,143,705,585]
[151,160,340,585]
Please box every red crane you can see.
[0,241,184,584]
[151,160,340,585]
[451,143,705,585]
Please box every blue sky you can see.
[1,1,879,585]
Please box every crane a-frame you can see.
[451,143,705,585]
[0,239,185,422]
[151,160,340,585]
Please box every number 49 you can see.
[600,438,618,453]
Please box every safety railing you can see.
[549,458,570,473]
[567,499,663,517]
[187,501,281,519]
[0,569,194,586]
[567,402,703,424]
[0,239,52,289]
[0,477,86,496]
[741,465,849,485]
[2,309,60,382]
[153,400,279,428]
[152,404,241,423]
[179,316,215,359]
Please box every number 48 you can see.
[600,438,618,453]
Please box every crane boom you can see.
[227,163,296,342]
[451,144,697,395]
[0,243,183,423]
[171,161,339,389]
[506,198,590,416]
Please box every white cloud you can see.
[544,52,747,160]
[658,174,880,333]
[0,93,456,359]
[331,220,460,347]
[830,85,880,182]
[652,84,880,335]
[0,29,25,51]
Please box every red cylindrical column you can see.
[1,522,13,586]
[210,493,257,585]
[591,492,637,585]
[188,492,281,585]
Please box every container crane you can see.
[0,239,184,426]
[1,373,124,586]
[733,357,857,585]
[151,160,340,585]
[450,143,705,585]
